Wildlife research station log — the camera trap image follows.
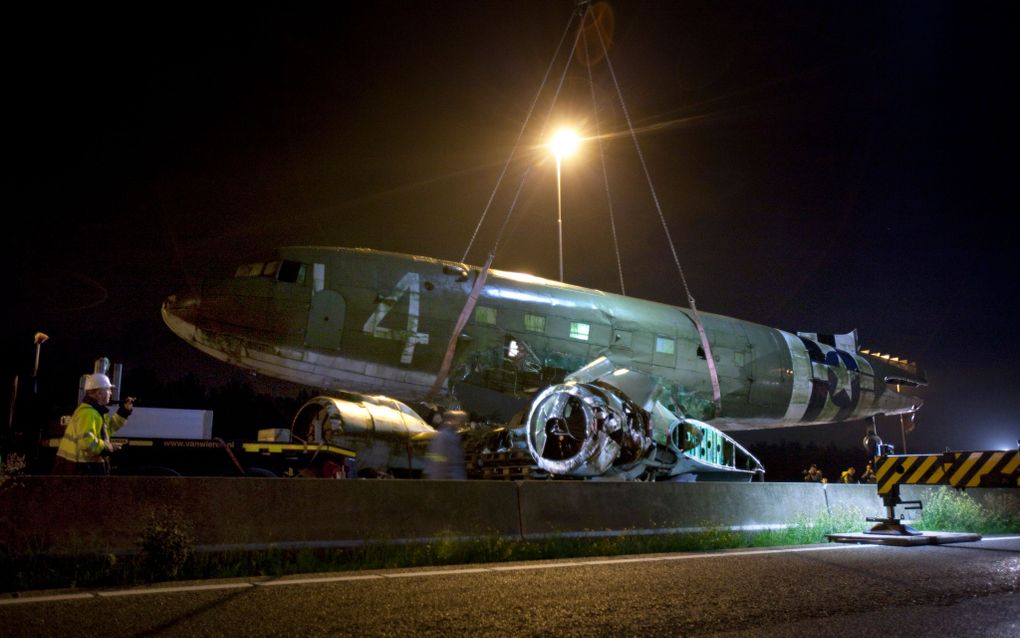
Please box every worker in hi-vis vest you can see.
[52,373,135,476]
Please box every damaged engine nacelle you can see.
[290,394,436,476]
[525,382,654,478]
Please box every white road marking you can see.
[384,568,490,578]
[3,538,1011,606]
[255,575,384,586]
[0,593,93,605]
[490,561,592,572]
[99,583,255,597]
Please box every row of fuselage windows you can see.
[474,305,676,355]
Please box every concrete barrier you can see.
[822,483,888,519]
[2,478,1015,557]
[0,477,520,554]
[517,481,828,538]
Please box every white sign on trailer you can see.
[113,407,213,440]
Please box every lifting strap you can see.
[426,253,495,401]
[688,300,723,417]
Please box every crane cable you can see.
[447,3,723,418]
[431,10,587,401]
[460,10,581,264]
[579,8,626,296]
[585,3,723,416]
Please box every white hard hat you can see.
[84,373,115,391]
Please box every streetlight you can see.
[549,128,581,282]
[32,332,48,395]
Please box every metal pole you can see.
[7,376,17,432]
[111,363,123,404]
[556,155,564,282]
[32,332,48,395]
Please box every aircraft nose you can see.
[163,291,200,317]
[161,291,202,339]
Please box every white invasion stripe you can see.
[779,330,813,423]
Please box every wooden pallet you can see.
[466,448,542,480]
[481,465,542,480]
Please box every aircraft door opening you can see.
[307,290,346,351]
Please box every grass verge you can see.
[914,488,1020,534]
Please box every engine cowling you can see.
[525,382,654,478]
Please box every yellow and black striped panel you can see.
[877,451,1020,494]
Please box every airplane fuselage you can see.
[162,246,923,431]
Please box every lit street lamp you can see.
[549,128,581,282]
[32,332,48,395]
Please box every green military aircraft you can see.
[162,246,924,480]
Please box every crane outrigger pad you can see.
[827,531,981,546]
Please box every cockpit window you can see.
[277,260,306,284]
[235,263,264,277]
[234,259,306,284]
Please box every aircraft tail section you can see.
[859,351,927,387]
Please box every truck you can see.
[27,404,359,479]
[7,357,360,479]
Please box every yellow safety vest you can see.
[56,402,128,464]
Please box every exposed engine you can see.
[524,358,765,481]
[526,382,654,478]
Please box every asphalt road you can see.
[2,537,1019,637]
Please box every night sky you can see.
[5,2,1016,454]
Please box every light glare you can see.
[549,128,581,158]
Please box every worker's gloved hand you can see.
[118,397,136,418]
